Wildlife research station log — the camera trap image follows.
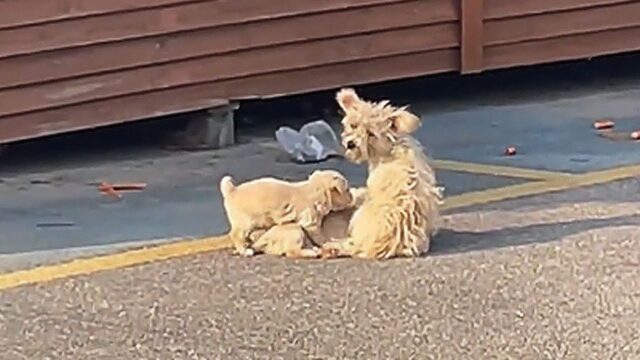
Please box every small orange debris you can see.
[98,182,122,199]
[504,146,517,156]
[98,182,147,199]
[593,119,615,130]
[631,131,640,140]
[109,183,147,191]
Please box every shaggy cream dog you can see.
[220,170,353,258]
[321,88,443,259]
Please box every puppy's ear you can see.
[326,185,340,209]
[330,183,344,196]
[328,182,353,209]
[389,110,421,135]
[336,88,360,112]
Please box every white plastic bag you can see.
[275,120,341,162]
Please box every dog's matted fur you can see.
[321,88,443,259]
[220,170,353,258]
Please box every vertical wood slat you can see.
[460,0,485,73]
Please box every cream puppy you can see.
[220,170,353,257]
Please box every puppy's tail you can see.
[219,175,236,198]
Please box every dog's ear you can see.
[389,110,421,135]
[336,88,360,112]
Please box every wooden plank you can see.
[0,22,459,117]
[485,0,633,19]
[0,48,458,144]
[0,0,458,89]
[485,1,640,46]
[460,0,484,73]
[0,0,409,59]
[0,0,202,30]
[206,49,459,99]
[0,95,227,144]
[484,26,640,70]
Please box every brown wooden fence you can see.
[1,0,639,145]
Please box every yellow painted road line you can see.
[0,235,231,291]
[1,162,639,292]
[443,163,640,210]
[433,159,572,181]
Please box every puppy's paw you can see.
[299,247,322,259]
[320,247,339,259]
[233,247,255,257]
[241,248,256,257]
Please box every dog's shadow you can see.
[430,214,640,256]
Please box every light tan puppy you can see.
[247,224,320,259]
[321,88,443,259]
[220,170,353,257]
[320,187,366,239]
[249,186,365,258]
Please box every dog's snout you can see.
[345,140,356,149]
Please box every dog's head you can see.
[309,170,353,211]
[336,88,421,163]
